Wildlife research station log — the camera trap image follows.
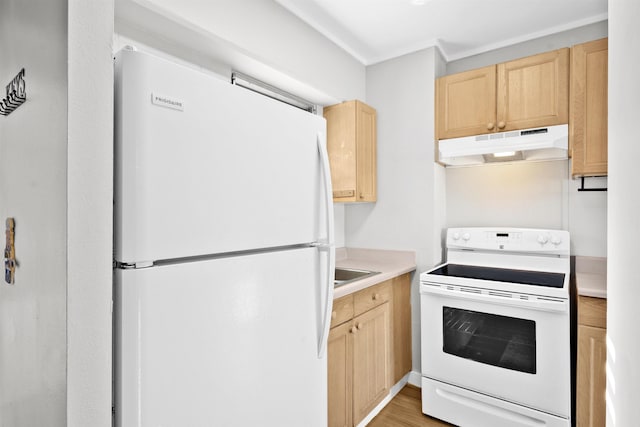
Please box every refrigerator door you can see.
[114,49,329,264]
[115,247,329,427]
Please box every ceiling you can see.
[274,0,608,65]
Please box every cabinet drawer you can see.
[578,296,607,329]
[331,295,354,328]
[354,281,391,317]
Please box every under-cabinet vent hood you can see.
[439,124,568,166]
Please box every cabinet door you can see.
[436,65,497,140]
[325,101,357,200]
[328,321,353,427]
[392,273,412,383]
[352,302,391,425]
[577,325,606,427]
[571,38,608,177]
[356,101,377,202]
[324,100,377,203]
[497,48,569,131]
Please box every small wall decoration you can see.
[0,68,26,116]
[4,218,16,284]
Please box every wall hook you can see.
[0,68,26,116]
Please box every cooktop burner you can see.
[429,264,565,288]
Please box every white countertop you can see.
[333,247,417,299]
[575,256,607,298]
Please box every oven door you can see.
[420,282,570,418]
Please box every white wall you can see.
[444,23,609,257]
[0,1,69,425]
[0,2,114,426]
[446,166,607,257]
[446,160,607,257]
[66,0,114,425]
[447,21,608,74]
[607,1,640,425]
[114,0,365,106]
[568,174,607,257]
[346,47,446,373]
[446,161,569,229]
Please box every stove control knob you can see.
[537,234,549,245]
[550,235,562,246]
[452,232,460,241]
[462,233,471,241]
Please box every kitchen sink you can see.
[334,267,380,288]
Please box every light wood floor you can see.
[368,385,455,427]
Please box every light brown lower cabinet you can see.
[328,320,354,427]
[328,273,412,427]
[391,274,412,383]
[577,296,607,427]
[352,303,391,423]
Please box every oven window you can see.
[442,307,536,374]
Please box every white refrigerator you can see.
[113,48,335,427]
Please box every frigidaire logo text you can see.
[151,92,184,111]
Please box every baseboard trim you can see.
[408,370,422,387]
[355,373,410,427]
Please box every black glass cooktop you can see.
[428,264,565,288]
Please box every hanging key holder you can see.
[4,218,16,284]
[0,69,26,116]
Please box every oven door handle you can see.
[421,284,568,313]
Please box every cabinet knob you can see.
[487,122,495,130]
[356,322,363,330]
[350,326,358,334]
[373,293,380,301]
[497,121,506,129]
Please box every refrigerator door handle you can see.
[316,131,335,359]
[317,131,334,247]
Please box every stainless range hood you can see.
[438,124,568,166]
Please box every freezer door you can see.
[114,49,329,263]
[114,247,328,427]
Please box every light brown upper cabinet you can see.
[436,49,569,140]
[436,65,497,140]
[570,38,608,177]
[323,100,377,203]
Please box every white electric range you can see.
[420,227,571,427]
